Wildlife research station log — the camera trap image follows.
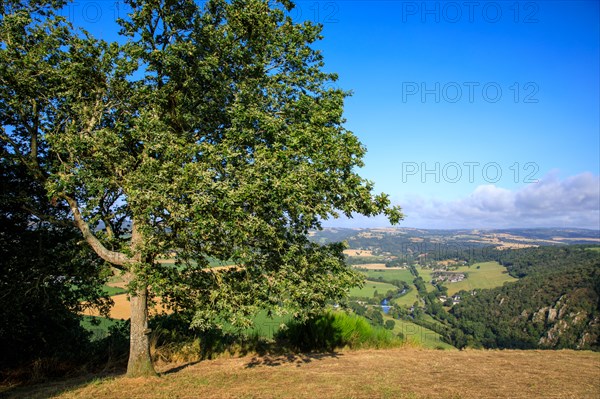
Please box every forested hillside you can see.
[447,247,600,350]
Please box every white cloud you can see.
[403,172,600,229]
[323,172,600,229]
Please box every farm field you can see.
[80,316,123,341]
[355,262,517,308]
[392,286,419,307]
[415,267,436,292]
[12,349,599,399]
[343,249,374,257]
[442,261,517,296]
[363,269,415,284]
[353,263,402,270]
[91,261,515,322]
[82,294,129,320]
[348,280,399,298]
[85,272,162,320]
[223,310,291,340]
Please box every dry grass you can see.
[82,294,169,320]
[467,233,559,249]
[343,249,374,257]
[9,349,599,399]
[353,263,404,270]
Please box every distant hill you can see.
[311,227,600,250]
[311,228,600,264]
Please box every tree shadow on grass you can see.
[245,351,342,368]
[159,360,202,376]
[0,371,125,399]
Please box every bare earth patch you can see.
[32,349,600,399]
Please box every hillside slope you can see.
[448,247,600,350]
[6,349,599,399]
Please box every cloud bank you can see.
[323,172,600,229]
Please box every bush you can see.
[276,311,403,351]
[384,320,396,330]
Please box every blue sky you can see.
[65,1,599,229]
[311,0,600,229]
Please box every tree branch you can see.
[30,99,38,162]
[65,195,132,269]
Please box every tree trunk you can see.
[126,283,157,377]
[126,222,157,377]
[65,198,157,377]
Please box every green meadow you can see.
[101,285,127,296]
[442,261,517,296]
[349,280,399,298]
[363,269,415,283]
[355,262,516,306]
[392,287,419,307]
[415,267,436,292]
[385,316,455,350]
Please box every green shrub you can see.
[277,311,403,351]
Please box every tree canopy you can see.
[0,0,402,376]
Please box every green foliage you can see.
[0,149,111,371]
[364,307,384,326]
[497,246,599,278]
[277,311,402,351]
[413,276,427,296]
[349,301,368,316]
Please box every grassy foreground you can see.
[5,349,599,399]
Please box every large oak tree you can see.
[1,0,402,376]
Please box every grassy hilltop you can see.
[3,231,598,398]
[7,349,599,399]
